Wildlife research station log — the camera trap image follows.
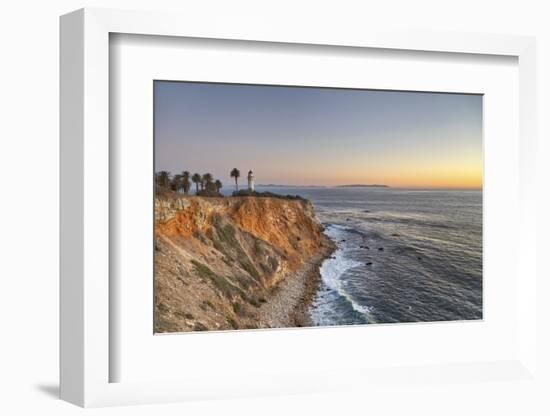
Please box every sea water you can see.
[254,186,483,325]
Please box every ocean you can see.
[252,186,483,326]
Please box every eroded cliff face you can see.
[154,195,332,332]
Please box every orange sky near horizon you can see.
[252,138,483,188]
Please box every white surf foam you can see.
[317,225,375,320]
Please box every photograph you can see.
[153,81,483,333]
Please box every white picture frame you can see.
[60,7,537,407]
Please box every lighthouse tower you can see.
[247,170,255,192]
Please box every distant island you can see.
[335,184,390,188]
[257,184,390,188]
[257,184,327,188]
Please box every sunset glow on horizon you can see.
[155,81,482,189]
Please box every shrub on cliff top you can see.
[196,189,223,197]
[232,189,305,200]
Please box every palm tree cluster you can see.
[155,170,223,196]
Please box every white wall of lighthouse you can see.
[247,170,254,192]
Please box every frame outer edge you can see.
[517,39,537,376]
[58,6,538,407]
[60,8,85,407]
[82,8,111,407]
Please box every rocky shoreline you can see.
[258,241,336,328]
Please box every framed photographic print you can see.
[152,81,483,333]
[60,8,537,407]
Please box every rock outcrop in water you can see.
[154,195,334,332]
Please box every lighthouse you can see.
[247,170,255,192]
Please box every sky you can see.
[154,81,482,189]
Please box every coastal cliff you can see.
[154,195,334,332]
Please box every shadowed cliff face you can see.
[154,195,331,333]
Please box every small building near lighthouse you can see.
[247,170,255,192]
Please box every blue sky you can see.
[154,81,482,188]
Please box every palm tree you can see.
[181,171,191,195]
[172,174,183,192]
[157,171,171,191]
[202,173,213,192]
[215,179,222,193]
[191,173,201,194]
[230,168,240,192]
[203,173,213,186]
